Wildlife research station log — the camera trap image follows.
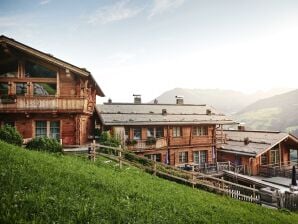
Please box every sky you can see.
[1,0,298,103]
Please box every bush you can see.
[26,137,62,153]
[0,125,23,146]
[98,131,120,147]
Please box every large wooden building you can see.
[217,129,298,176]
[96,96,235,167]
[0,35,104,145]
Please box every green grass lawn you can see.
[0,141,298,223]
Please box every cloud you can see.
[88,0,143,25]
[39,0,51,5]
[149,0,186,18]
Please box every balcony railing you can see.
[127,138,167,151]
[0,95,91,113]
[259,160,298,178]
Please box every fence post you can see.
[153,161,157,176]
[216,162,219,172]
[221,177,224,189]
[228,161,231,171]
[253,185,255,198]
[192,166,195,189]
[118,145,122,169]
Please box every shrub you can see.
[98,131,120,147]
[26,137,62,153]
[0,125,23,146]
[125,139,137,146]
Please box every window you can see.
[270,148,280,165]
[144,154,161,162]
[179,151,188,163]
[50,121,60,140]
[147,127,154,138]
[193,151,207,164]
[261,153,267,165]
[35,121,60,140]
[33,83,56,96]
[173,127,181,137]
[192,126,208,136]
[156,127,164,138]
[0,58,18,77]
[35,121,47,137]
[0,83,8,95]
[133,128,141,140]
[16,83,27,96]
[125,127,129,138]
[25,61,56,78]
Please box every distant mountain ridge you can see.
[234,89,298,136]
[153,88,291,114]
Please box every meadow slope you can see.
[0,141,297,223]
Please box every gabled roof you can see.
[96,103,236,126]
[218,130,298,157]
[0,35,104,96]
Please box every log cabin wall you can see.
[0,36,104,146]
[119,124,216,166]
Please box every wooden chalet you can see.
[96,96,235,167]
[0,35,104,145]
[217,128,298,176]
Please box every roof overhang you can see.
[0,35,105,96]
[218,148,256,157]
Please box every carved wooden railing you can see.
[127,138,167,151]
[0,95,92,113]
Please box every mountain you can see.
[234,89,298,136]
[153,88,291,114]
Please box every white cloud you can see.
[88,0,143,25]
[39,0,51,5]
[149,0,185,18]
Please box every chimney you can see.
[206,109,212,115]
[162,109,167,116]
[133,94,141,104]
[175,96,184,105]
[108,98,112,104]
[238,123,245,131]
[154,99,158,104]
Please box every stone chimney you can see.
[238,123,245,131]
[108,98,112,104]
[175,96,184,105]
[162,109,167,116]
[133,94,141,104]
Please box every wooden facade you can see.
[0,35,104,145]
[217,130,298,176]
[96,99,235,167]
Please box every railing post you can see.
[192,166,195,189]
[228,161,231,171]
[216,162,219,172]
[153,161,157,176]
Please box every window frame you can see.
[192,126,208,136]
[35,120,61,141]
[133,127,141,140]
[179,151,188,163]
[173,126,182,137]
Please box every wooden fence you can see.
[63,142,298,212]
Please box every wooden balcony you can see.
[0,95,92,113]
[259,160,298,178]
[169,136,213,146]
[127,138,167,151]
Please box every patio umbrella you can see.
[292,166,297,186]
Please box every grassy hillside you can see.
[235,89,298,136]
[1,141,298,223]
